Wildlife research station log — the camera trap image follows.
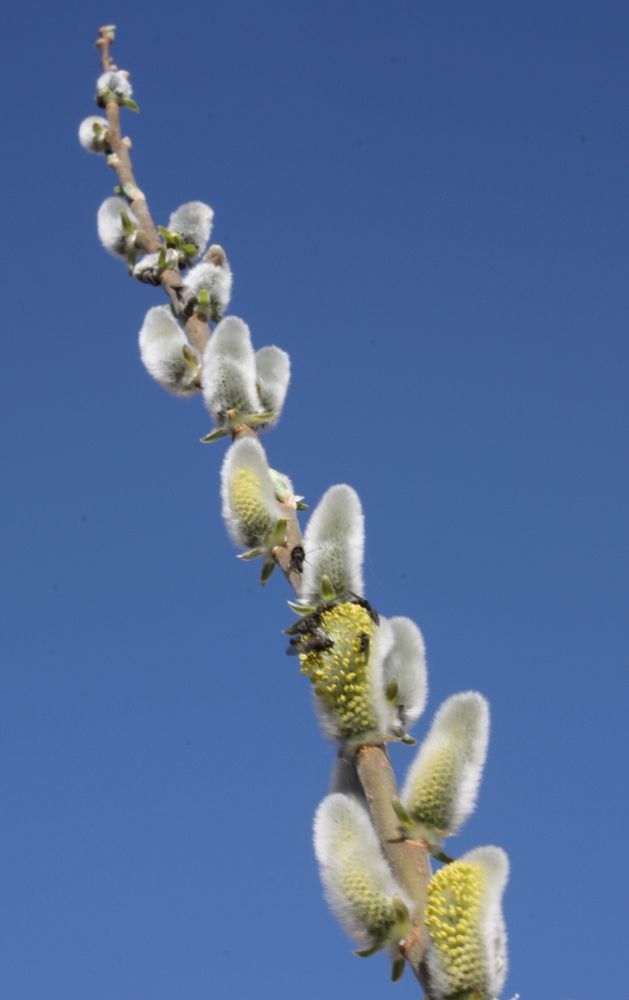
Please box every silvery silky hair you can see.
[300,484,365,604]
[401,691,490,847]
[314,794,412,951]
[78,116,109,154]
[138,305,200,396]
[97,69,133,99]
[220,437,281,550]
[184,259,233,312]
[424,845,509,1000]
[168,201,214,254]
[201,316,258,423]
[255,346,291,423]
[97,196,137,259]
[382,616,428,733]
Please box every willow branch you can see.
[95,26,208,356]
[356,746,430,983]
[91,25,430,989]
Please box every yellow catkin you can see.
[229,467,274,547]
[340,862,398,938]
[407,741,456,832]
[299,602,376,741]
[425,862,488,997]
[332,809,400,941]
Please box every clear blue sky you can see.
[1,2,627,998]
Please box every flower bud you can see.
[202,316,259,426]
[78,115,109,154]
[97,196,137,259]
[255,346,291,425]
[185,251,232,319]
[425,846,509,1000]
[97,69,133,100]
[168,201,214,255]
[221,437,283,551]
[314,793,412,953]
[382,616,428,736]
[300,485,364,604]
[138,306,200,396]
[401,692,489,848]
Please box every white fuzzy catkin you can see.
[424,846,509,1000]
[201,316,259,424]
[97,69,133,99]
[401,691,489,847]
[255,346,291,423]
[138,306,200,396]
[300,484,365,604]
[382,616,428,734]
[132,249,178,283]
[78,115,109,154]
[168,201,214,253]
[220,437,281,550]
[314,794,412,951]
[184,259,233,312]
[97,197,137,259]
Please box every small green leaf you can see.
[433,850,455,865]
[287,600,317,616]
[241,411,275,428]
[182,344,197,365]
[354,942,381,959]
[400,733,416,746]
[260,559,276,586]
[120,210,135,234]
[392,798,412,827]
[126,249,137,276]
[266,518,288,549]
[320,576,336,603]
[237,547,263,561]
[157,225,173,242]
[197,288,210,306]
[183,243,198,256]
[200,428,229,444]
[120,97,140,112]
[296,501,309,511]
[391,957,406,982]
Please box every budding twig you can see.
[88,26,432,989]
